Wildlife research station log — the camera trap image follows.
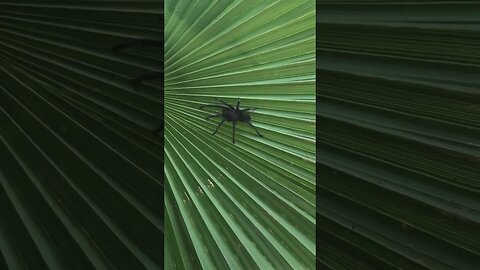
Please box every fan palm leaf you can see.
[317,1,480,269]
[0,2,163,269]
[164,0,316,269]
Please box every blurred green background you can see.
[316,1,480,269]
[0,1,163,269]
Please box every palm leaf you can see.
[164,0,316,269]
[0,2,163,269]
[317,1,480,269]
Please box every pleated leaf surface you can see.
[164,0,316,269]
[0,1,163,269]
[317,1,480,269]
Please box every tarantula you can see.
[200,98,263,144]
[112,35,163,134]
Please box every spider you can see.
[112,20,163,134]
[200,98,263,144]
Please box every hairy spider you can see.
[200,98,263,144]
[112,18,163,134]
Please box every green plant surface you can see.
[164,0,316,269]
[0,1,163,269]
[317,1,480,269]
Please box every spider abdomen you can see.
[239,111,251,122]
[223,110,238,121]
[222,110,251,122]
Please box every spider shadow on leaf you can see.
[112,35,163,134]
[200,98,263,144]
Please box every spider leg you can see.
[240,107,255,111]
[206,113,222,119]
[214,98,235,109]
[200,104,229,110]
[232,121,237,144]
[212,120,225,135]
[248,122,263,137]
[152,124,163,134]
[235,99,240,111]
[132,71,163,84]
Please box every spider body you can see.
[222,108,249,122]
[200,98,263,144]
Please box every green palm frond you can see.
[0,2,163,269]
[164,0,316,269]
[317,1,480,269]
